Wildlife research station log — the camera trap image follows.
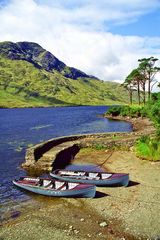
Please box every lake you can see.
[0,106,132,221]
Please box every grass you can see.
[105,99,160,161]
[92,144,108,150]
[78,147,94,154]
[135,135,160,161]
[0,89,54,108]
[0,55,138,108]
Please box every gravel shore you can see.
[1,149,160,240]
[77,149,160,239]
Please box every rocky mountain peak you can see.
[0,41,97,80]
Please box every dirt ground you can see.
[74,149,160,239]
[1,149,160,240]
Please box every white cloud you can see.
[0,0,160,84]
[35,0,160,28]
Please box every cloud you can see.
[34,0,160,28]
[0,0,160,84]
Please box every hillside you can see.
[0,41,133,108]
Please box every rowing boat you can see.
[13,177,96,198]
[50,170,129,187]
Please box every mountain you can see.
[0,41,133,108]
[0,41,97,80]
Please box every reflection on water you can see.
[30,124,53,130]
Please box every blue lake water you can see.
[0,106,132,218]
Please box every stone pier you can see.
[22,131,149,172]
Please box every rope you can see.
[98,150,114,167]
[88,150,114,171]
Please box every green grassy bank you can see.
[105,92,160,161]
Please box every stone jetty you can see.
[22,117,155,172]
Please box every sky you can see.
[0,0,160,84]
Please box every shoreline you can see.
[0,117,158,240]
[1,148,160,240]
[0,104,124,109]
[105,114,156,134]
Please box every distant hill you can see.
[0,41,133,108]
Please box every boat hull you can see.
[13,180,96,198]
[50,172,129,187]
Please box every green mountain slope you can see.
[0,41,133,108]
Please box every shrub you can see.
[135,136,160,161]
[150,102,160,125]
[138,135,150,143]
[106,106,122,116]
[106,105,143,118]
[140,107,147,117]
[93,144,107,150]
[120,106,130,117]
[130,107,142,117]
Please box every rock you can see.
[69,225,74,230]
[74,230,79,234]
[98,232,102,236]
[80,218,85,222]
[87,233,92,238]
[68,225,74,233]
[99,221,108,227]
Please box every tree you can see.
[138,57,160,101]
[122,74,136,105]
[123,57,160,106]
[126,69,146,105]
